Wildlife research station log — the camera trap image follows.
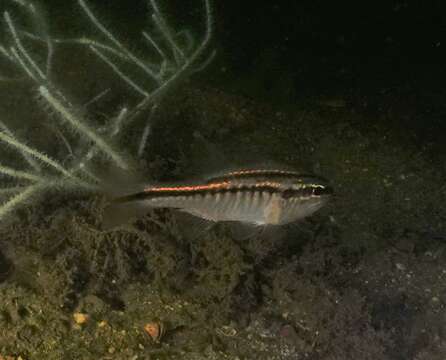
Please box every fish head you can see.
[280,175,334,221]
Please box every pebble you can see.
[73,312,89,325]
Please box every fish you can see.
[105,168,333,227]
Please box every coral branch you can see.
[0,0,214,221]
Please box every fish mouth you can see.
[312,184,334,198]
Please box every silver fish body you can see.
[111,169,333,226]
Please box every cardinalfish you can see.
[106,168,333,227]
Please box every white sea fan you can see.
[0,0,214,220]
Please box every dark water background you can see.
[42,0,446,95]
[215,0,446,95]
[214,0,446,149]
[68,0,446,148]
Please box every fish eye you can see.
[313,185,334,196]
